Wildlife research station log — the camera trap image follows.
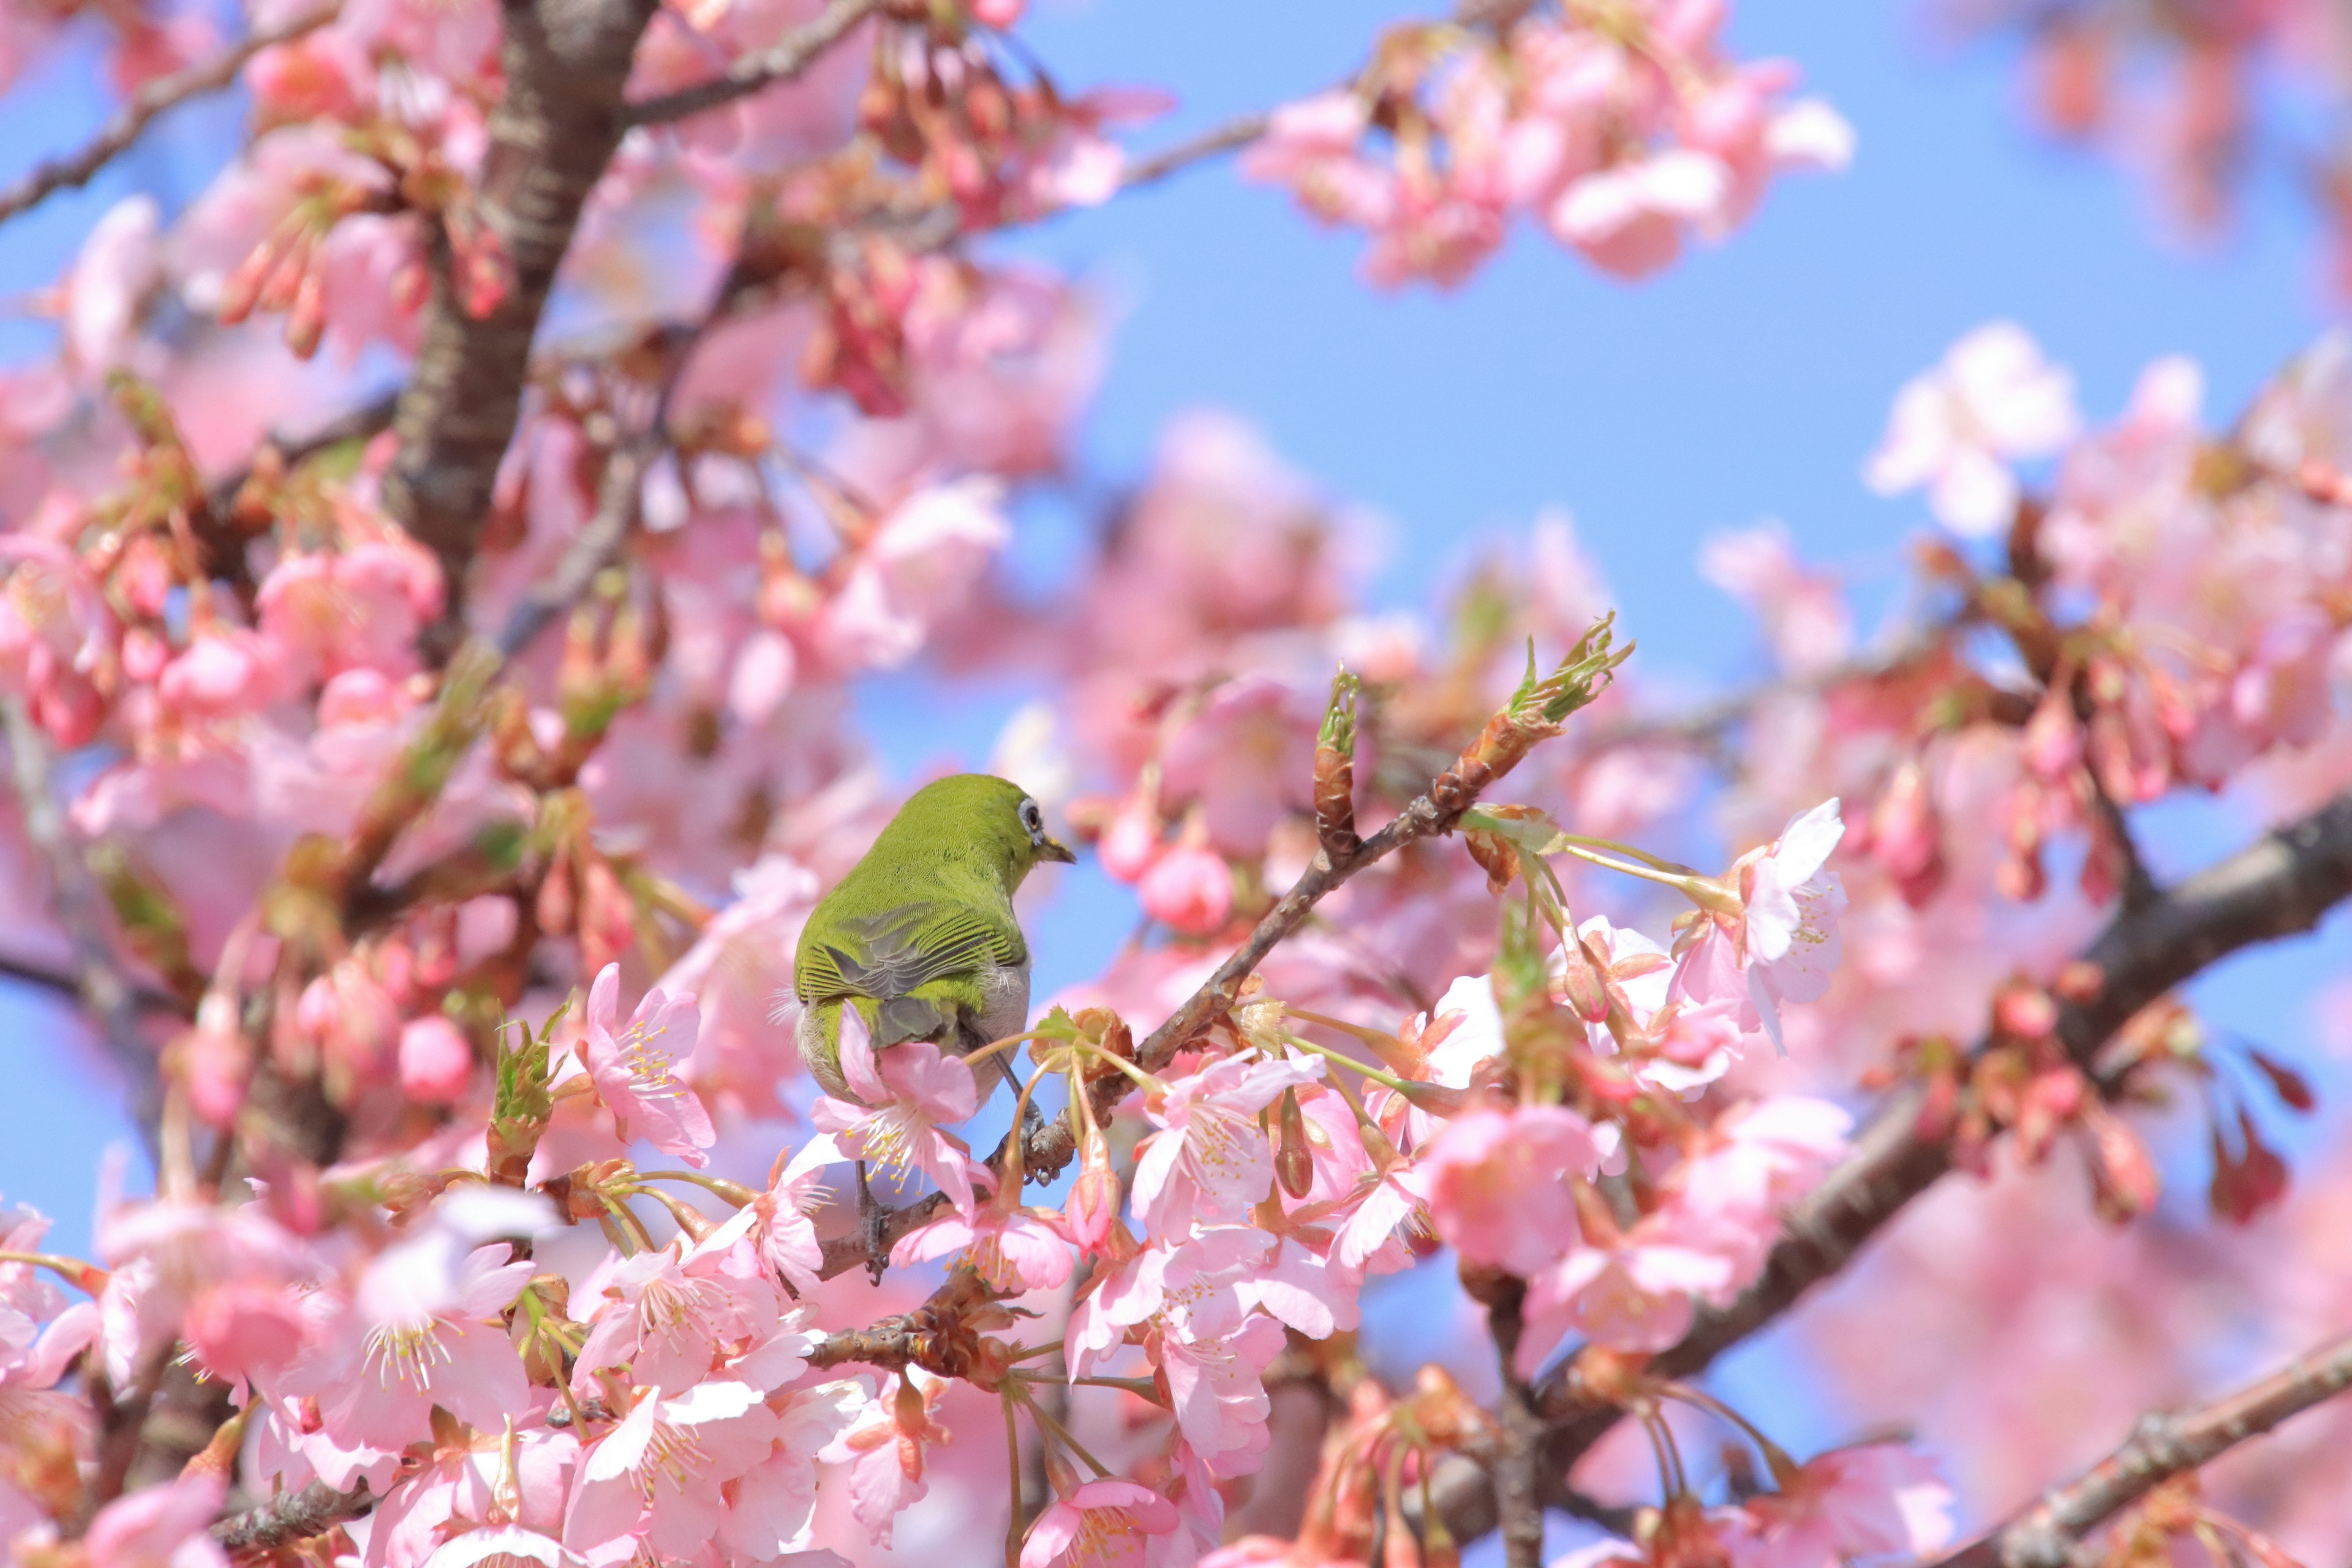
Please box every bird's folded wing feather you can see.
[794,901,1025,1005]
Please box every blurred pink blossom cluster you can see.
[0,0,2348,1565]
[1242,0,1852,286]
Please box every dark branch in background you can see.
[381,0,660,650]
[211,1479,372,1557]
[622,0,881,127]
[1,700,165,1153]
[205,391,401,518]
[0,2,342,230]
[0,944,179,1014]
[496,308,717,658]
[1932,1329,2352,1568]
[1479,1278,1547,1568]
[1425,786,2352,1540]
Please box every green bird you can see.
[787,774,1076,1106]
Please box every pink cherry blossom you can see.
[1136,840,1233,935]
[53,194,162,375]
[891,1172,1072,1292]
[1421,1104,1600,1276]
[807,1004,984,1214]
[820,1370,953,1547]
[1673,798,1848,1052]
[1131,1052,1323,1235]
[1022,1479,1185,1568]
[1716,1442,1956,1568]
[81,1472,227,1568]
[1159,1311,1288,1477]
[398,1015,475,1103]
[569,1221,806,1397]
[815,479,1011,672]
[1866,322,2081,535]
[1518,1231,1735,1366]
[565,1382,782,1562]
[579,962,717,1167]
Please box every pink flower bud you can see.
[1098,797,1163,883]
[181,997,251,1129]
[1064,1125,1119,1253]
[1137,842,1231,935]
[398,1015,475,1104]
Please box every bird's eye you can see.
[1020,799,1042,834]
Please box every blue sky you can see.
[2,1,2347,1533]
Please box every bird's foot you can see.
[854,1162,891,1286]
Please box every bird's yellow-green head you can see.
[867,773,1076,889]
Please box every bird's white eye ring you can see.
[1020,798,1043,836]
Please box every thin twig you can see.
[203,390,401,518]
[1929,1329,2352,1568]
[494,317,708,660]
[1118,112,1269,191]
[622,0,881,127]
[1578,625,1950,753]
[0,943,179,1014]
[0,2,343,230]
[1,700,164,1152]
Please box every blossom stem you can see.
[1653,1381,1800,1483]
[1635,1406,1691,1501]
[0,1250,105,1292]
[635,1170,757,1207]
[1546,840,1711,897]
[1003,1063,1054,1188]
[965,1029,1046,1075]
[1008,1339,1065,1363]
[1024,1371,1166,1404]
[1020,1390,1115,1479]
[1277,1031,1417,1094]
[597,1213,639,1257]
[1002,1391,1027,1568]
[1079,1045,1165,1096]
[1540,829,1705,878]
[608,1196,662,1253]
[1284,1006,1411,1054]
[626,1183,713,1240]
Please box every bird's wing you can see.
[795,899,1026,1006]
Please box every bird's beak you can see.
[1039,834,1078,865]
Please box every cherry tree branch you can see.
[0,2,342,230]
[211,1479,372,1557]
[816,647,1621,1280]
[1118,112,1270,191]
[622,0,882,127]
[1480,1278,1547,1568]
[1930,1329,2352,1568]
[1427,787,2352,1539]
[1,699,165,1150]
[204,391,401,519]
[380,0,657,650]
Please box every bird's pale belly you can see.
[970,959,1031,1052]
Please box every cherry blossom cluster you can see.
[1953,0,2352,284]
[1239,0,1853,286]
[1,0,2350,1564]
